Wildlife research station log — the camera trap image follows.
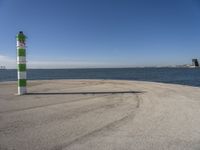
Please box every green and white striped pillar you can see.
[16,31,27,95]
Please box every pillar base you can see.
[18,87,27,95]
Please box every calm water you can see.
[1,68,200,87]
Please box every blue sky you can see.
[0,0,200,68]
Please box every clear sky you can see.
[0,0,200,68]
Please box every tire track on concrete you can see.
[54,113,135,150]
[0,94,109,114]
[0,94,126,134]
[52,94,142,150]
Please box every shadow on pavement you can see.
[27,91,145,95]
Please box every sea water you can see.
[0,68,200,87]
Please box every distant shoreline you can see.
[1,66,200,70]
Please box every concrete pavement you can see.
[0,80,200,150]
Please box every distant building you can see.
[192,59,199,67]
[0,66,6,69]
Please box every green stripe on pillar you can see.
[18,79,26,87]
[18,48,26,56]
[18,64,26,72]
[16,34,26,42]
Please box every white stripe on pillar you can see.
[17,56,26,62]
[18,72,27,79]
[17,41,25,48]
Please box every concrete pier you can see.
[0,80,200,150]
